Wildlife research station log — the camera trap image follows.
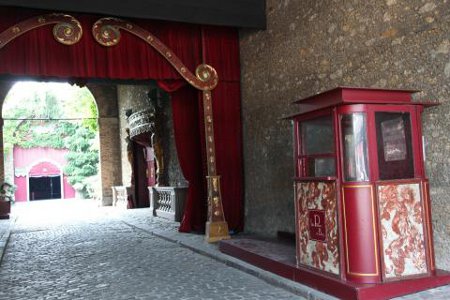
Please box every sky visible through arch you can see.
[3,81,98,120]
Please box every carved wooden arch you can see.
[0,14,229,242]
[93,18,219,91]
[0,14,83,48]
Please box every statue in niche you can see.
[124,109,135,183]
[148,89,166,186]
[124,126,136,209]
[124,110,135,187]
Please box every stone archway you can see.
[0,80,122,205]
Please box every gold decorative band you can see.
[0,14,82,49]
[91,17,218,91]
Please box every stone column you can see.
[0,80,14,184]
[98,117,122,206]
[87,83,122,206]
[0,118,4,183]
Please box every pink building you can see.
[13,147,76,202]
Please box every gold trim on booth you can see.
[342,184,380,277]
[422,181,434,270]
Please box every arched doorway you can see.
[2,81,104,203]
[28,161,62,200]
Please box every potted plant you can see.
[0,182,15,219]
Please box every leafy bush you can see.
[3,83,100,196]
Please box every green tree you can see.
[3,82,99,195]
[63,124,99,190]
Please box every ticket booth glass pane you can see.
[341,113,369,182]
[303,157,335,177]
[375,112,414,180]
[298,115,335,177]
[301,116,334,155]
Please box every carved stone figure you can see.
[148,89,166,186]
[126,88,166,187]
[125,127,134,185]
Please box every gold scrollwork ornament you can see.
[92,18,121,47]
[195,64,218,90]
[52,20,83,45]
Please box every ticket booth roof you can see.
[288,86,438,116]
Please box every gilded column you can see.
[202,90,230,242]
[90,18,230,240]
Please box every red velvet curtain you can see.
[0,6,244,232]
[167,85,207,232]
[202,26,244,231]
[0,7,201,80]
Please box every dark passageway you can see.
[29,176,61,200]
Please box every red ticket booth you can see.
[291,87,450,298]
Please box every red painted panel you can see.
[342,88,414,103]
[296,181,340,275]
[13,147,77,201]
[342,185,381,283]
[378,182,428,279]
[29,161,60,176]
[63,175,76,199]
[14,176,27,202]
[14,147,69,168]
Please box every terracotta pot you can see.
[0,200,11,219]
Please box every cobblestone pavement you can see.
[0,200,303,300]
[0,200,449,300]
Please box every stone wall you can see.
[87,84,122,206]
[117,84,184,188]
[97,117,122,205]
[117,85,151,187]
[239,0,450,270]
[158,90,187,187]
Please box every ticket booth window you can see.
[298,114,335,177]
[375,112,414,180]
[341,113,369,182]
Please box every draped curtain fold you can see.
[166,85,207,232]
[0,6,243,232]
[202,26,244,232]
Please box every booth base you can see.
[219,238,450,300]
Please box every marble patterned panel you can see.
[378,183,427,278]
[296,181,339,275]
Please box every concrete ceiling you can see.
[0,0,266,29]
